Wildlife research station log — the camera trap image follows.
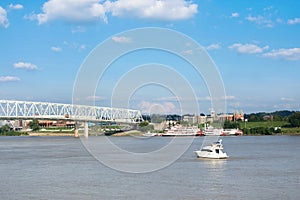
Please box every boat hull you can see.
[194,150,228,159]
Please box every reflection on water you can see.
[200,158,227,183]
[200,158,227,168]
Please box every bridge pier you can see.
[74,121,79,138]
[74,129,79,138]
[84,121,89,138]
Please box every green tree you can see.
[29,119,40,132]
[138,121,154,132]
[273,115,282,121]
[139,121,149,127]
[289,112,300,127]
[0,124,11,134]
[223,120,240,129]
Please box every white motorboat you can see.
[194,139,229,159]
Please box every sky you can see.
[0,0,300,115]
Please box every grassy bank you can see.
[0,131,28,136]
[238,121,300,135]
[281,127,300,135]
[239,121,289,129]
[112,130,143,136]
[28,132,75,136]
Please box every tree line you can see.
[0,125,27,136]
[245,110,300,127]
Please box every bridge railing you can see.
[0,100,143,123]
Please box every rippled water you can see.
[0,136,299,199]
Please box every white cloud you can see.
[13,62,38,70]
[71,26,86,33]
[222,95,235,100]
[0,6,9,28]
[79,44,87,51]
[8,4,23,10]
[281,97,294,101]
[231,12,239,18]
[229,43,269,54]
[206,43,221,50]
[63,41,88,52]
[201,95,235,101]
[86,95,106,101]
[287,18,300,25]
[203,96,212,101]
[138,100,177,114]
[28,0,198,24]
[105,0,198,21]
[246,15,274,28]
[0,76,20,82]
[263,6,273,11]
[112,36,132,43]
[263,48,300,61]
[182,49,193,55]
[32,0,107,25]
[51,46,62,52]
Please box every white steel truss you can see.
[0,100,143,123]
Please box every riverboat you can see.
[162,125,204,136]
[222,129,243,136]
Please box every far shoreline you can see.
[2,131,300,137]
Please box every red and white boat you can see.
[221,129,243,136]
[203,126,243,136]
[162,125,204,136]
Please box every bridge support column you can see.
[74,129,79,138]
[74,122,79,138]
[84,121,89,138]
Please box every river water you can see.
[0,135,299,200]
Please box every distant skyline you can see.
[1,0,300,114]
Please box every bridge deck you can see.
[0,100,143,123]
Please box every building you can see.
[233,111,245,122]
[25,120,75,128]
[182,114,207,125]
[181,110,245,125]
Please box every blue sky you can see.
[0,0,300,114]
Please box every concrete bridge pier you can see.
[84,121,89,138]
[74,129,79,138]
[74,121,79,138]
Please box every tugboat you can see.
[194,139,229,159]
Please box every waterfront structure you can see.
[182,110,245,125]
[0,100,143,137]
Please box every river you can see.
[0,135,299,199]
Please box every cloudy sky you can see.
[1,0,300,114]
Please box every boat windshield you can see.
[201,148,213,152]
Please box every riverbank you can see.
[1,129,300,137]
[26,130,144,137]
[28,132,75,137]
[111,130,144,136]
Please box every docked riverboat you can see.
[203,127,243,136]
[203,127,223,136]
[222,129,243,136]
[162,125,204,136]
